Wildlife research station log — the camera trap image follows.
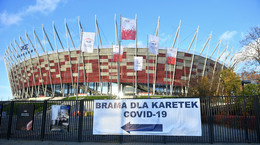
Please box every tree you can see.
[187,76,215,97]
[238,26,260,65]
[219,69,241,96]
[187,69,241,97]
[240,70,260,84]
[239,70,260,96]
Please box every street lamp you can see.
[241,80,251,142]
[241,80,251,96]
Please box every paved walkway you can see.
[0,139,259,145]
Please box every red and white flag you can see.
[81,32,95,53]
[121,17,136,40]
[167,47,177,64]
[148,35,160,55]
[113,45,123,62]
[134,56,143,71]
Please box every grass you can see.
[135,95,179,99]
[63,95,182,100]
[63,95,113,100]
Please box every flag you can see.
[81,32,95,53]
[148,35,160,55]
[167,48,177,64]
[113,45,123,62]
[134,56,143,71]
[121,17,136,40]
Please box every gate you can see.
[0,95,259,143]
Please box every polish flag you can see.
[167,48,177,64]
[121,17,136,40]
[113,45,123,62]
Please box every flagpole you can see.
[118,14,121,99]
[76,18,83,102]
[147,34,149,98]
[111,43,113,99]
[134,14,137,98]
[95,16,103,94]
[165,49,168,97]
[153,16,160,96]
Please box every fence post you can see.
[40,100,47,141]
[78,100,84,142]
[208,96,214,144]
[119,135,123,144]
[7,101,14,140]
[253,96,260,143]
[243,96,249,142]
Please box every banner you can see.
[0,104,2,125]
[16,104,35,131]
[121,17,136,40]
[51,105,70,132]
[93,98,202,136]
[81,32,95,53]
[167,48,177,64]
[134,56,143,71]
[113,45,123,62]
[148,35,160,55]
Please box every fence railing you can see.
[0,95,259,143]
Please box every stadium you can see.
[4,18,227,99]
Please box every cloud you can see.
[0,0,62,26]
[219,51,229,62]
[160,33,171,44]
[125,41,145,48]
[0,11,22,26]
[26,0,61,14]
[219,31,237,42]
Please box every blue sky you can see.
[0,0,259,100]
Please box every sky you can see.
[0,0,259,100]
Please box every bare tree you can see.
[238,26,260,65]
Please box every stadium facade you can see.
[4,18,228,99]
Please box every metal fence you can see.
[0,95,259,143]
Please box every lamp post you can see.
[241,80,251,142]
[241,80,251,97]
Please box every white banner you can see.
[148,35,160,55]
[134,56,143,71]
[93,98,202,136]
[81,32,95,53]
[113,45,123,55]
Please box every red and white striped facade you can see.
[5,47,223,99]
